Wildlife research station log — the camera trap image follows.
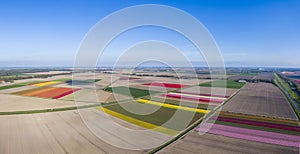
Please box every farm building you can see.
[238,79,247,83]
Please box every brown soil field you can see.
[222,82,298,120]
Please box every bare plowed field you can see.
[222,83,297,120]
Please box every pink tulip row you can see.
[197,124,300,148]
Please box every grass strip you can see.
[53,78,72,82]
[0,104,99,115]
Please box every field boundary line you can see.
[0,104,100,115]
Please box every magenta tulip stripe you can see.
[163,93,225,103]
[177,91,230,98]
[211,116,300,132]
[197,124,300,148]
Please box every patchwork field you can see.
[160,81,299,154]
[0,75,104,112]
[99,80,241,137]
[1,71,299,153]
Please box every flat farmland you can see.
[0,109,169,153]
[161,131,299,154]
[222,83,298,120]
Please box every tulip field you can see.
[30,81,61,86]
[143,82,189,88]
[99,81,241,136]
[12,86,81,99]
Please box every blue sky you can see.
[0,0,299,67]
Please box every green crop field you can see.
[199,80,245,89]
[104,86,160,98]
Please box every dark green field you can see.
[199,80,245,89]
[104,86,160,98]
